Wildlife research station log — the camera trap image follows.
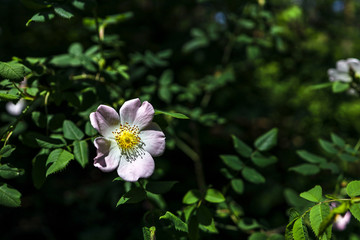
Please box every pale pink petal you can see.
[139,123,165,157]
[334,212,351,231]
[117,151,155,182]
[90,105,120,138]
[93,137,120,172]
[336,60,349,72]
[133,101,155,130]
[120,98,141,125]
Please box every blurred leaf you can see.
[183,189,201,204]
[154,110,189,119]
[318,162,339,174]
[332,81,349,93]
[116,187,146,206]
[32,152,47,189]
[296,150,326,164]
[46,149,74,177]
[204,188,225,203]
[319,139,337,154]
[0,92,20,101]
[0,61,30,81]
[198,218,218,233]
[32,111,47,128]
[54,5,74,19]
[254,128,278,151]
[63,120,84,140]
[231,178,244,194]
[142,226,156,240]
[0,184,21,207]
[347,181,360,197]
[268,234,285,240]
[26,11,55,26]
[220,155,244,171]
[232,135,252,158]
[0,164,24,179]
[146,181,177,194]
[330,133,345,147]
[197,205,212,226]
[339,153,358,162]
[242,167,265,184]
[159,211,188,232]
[220,168,235,179]
[237,218,261,231]
[289,164,320,175]
[251,152,277,167]
[73,140,88,168]
[0,145,16,158]
[300,185,322,203]
[249,232,267,240]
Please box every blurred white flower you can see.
[5,99,26,116]
[328,58,360,82]
[334,211,351,231]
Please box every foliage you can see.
[2,0,360,239]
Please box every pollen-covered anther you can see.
[112,123,145,162]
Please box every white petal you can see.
[139,123,165,157]
[133,101,155,130]
[120,98,141,125]
[94,138,121,172]
[90,105,120,138]
[117,151,155,182]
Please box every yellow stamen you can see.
[112,122,145,162]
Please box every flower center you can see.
[112,123,145,162]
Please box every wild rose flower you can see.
[6,98,26,116]
[333,211,351,231]
[90,98,165,182]
[328,58,360,82]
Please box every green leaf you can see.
[0,164,24,179]
[254,128,278,151]
[0,145,16,158]
[183,189,201,204]
[296,150,326,164]
[54,5,74,19]
[242,167,265,184]
[339,153,358,162]
[268,234,285,240]
[197,205,212,226]
[0,92,20,101]
[0,184,21,207]
[310,203,330,236]
[159,211,188,232]
[35,136,66,148]
[292,217,309,240]
[251,152,277,167]
[85,121,97,136]
[346,180,360,197]
[319,139,337,154]
[26,11,55,26]
[299,185,322,203]
[204,188,225,203]
[232,135,252,158]
[332,81,350,93]
[145,181,178,194]
[237,218,261,231]
[319,162,339,174]
[142,226,156,240]
[199,218,218,233]
[231,178,244,194]
[0,61,30,81]
[350,203,360,222]
[289,164,320,175]
[330,133,346,147]
[249,232,267,240]
[32,152,47,189]
[31,111,47,128]
[220,155,244,171]
[46,149,74,177]
[154,110,189,119]
[116,187,146,206]
[73,140,89,168]
[63,120,84,140]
